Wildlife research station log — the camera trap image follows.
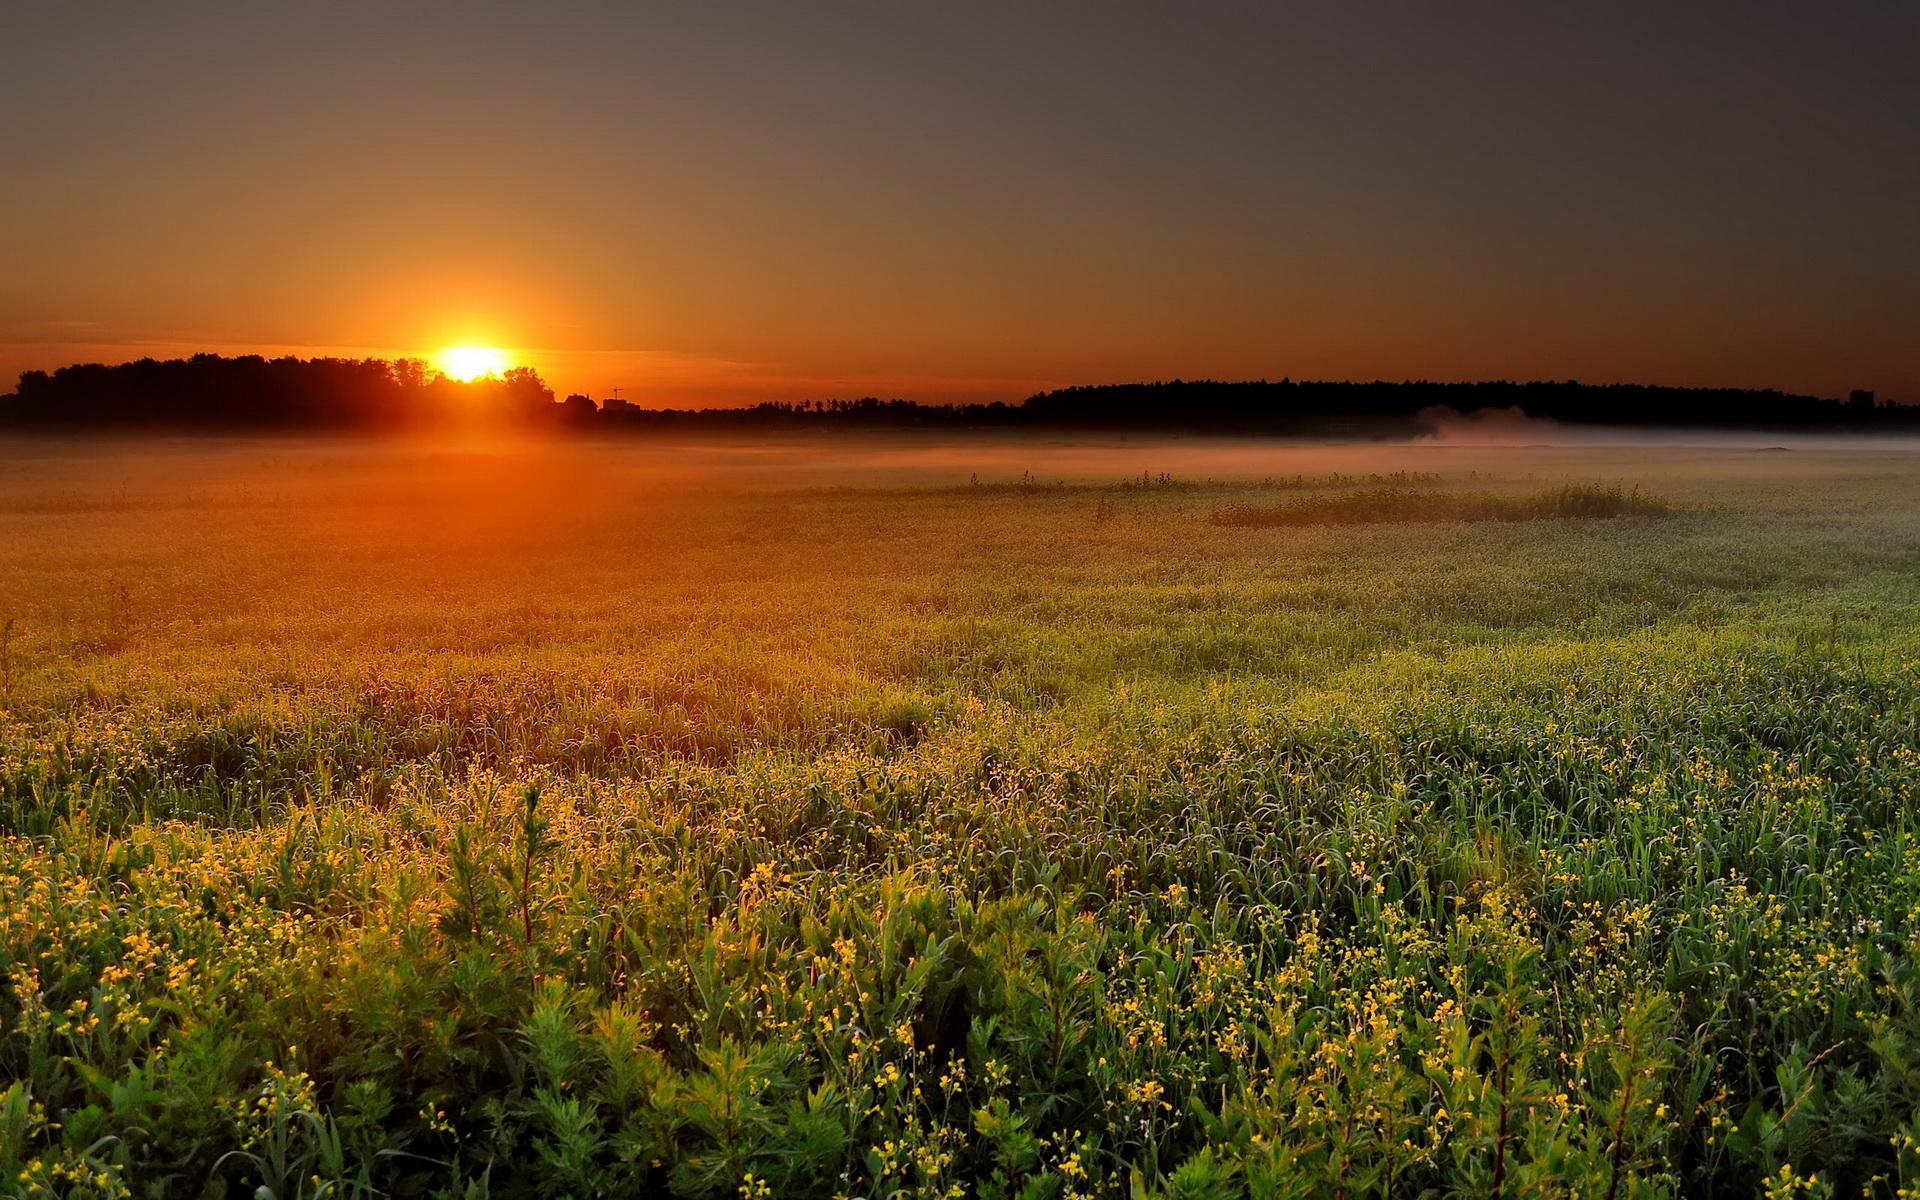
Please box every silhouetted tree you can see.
[0,354,560,430]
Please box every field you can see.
[3,432,1920,1199]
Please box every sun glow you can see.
[436,346,510,381]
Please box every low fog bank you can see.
[1413,405,1920,449]
[5,426,1919,500]
[2,430,1916,579]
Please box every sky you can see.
[2,2,1914,407]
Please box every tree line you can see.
[0,354,555,429]
[1013,378,1914,433]
[2,355,1911,433]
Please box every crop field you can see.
[4,433,1920,1199]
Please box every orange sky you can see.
[3,5,1914,407]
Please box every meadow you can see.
[3,431,1920,1199]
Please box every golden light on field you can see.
[435,346,510,381]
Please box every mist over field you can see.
[7,425,1909,507]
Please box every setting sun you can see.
[435,346,509,381]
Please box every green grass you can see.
[2,436,1919,1198]
[1209,482,1672,527]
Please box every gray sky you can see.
[3,2,1914,404]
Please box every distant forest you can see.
[0,355,557,430]
[2,354,1913,435]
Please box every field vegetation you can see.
[2,434,1919,1198]
[1208,483,1672,527]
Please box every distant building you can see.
[1851,389,1876,408]
[560,393,598,420]
[602,395,634,414]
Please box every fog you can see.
[4,429,1918,535]
[5,429,1918,664]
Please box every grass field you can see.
[4,433,1920,1199]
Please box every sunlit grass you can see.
[1209,481,1673,526]
[1,439,1919,1196]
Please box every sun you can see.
[435,346,510,381]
